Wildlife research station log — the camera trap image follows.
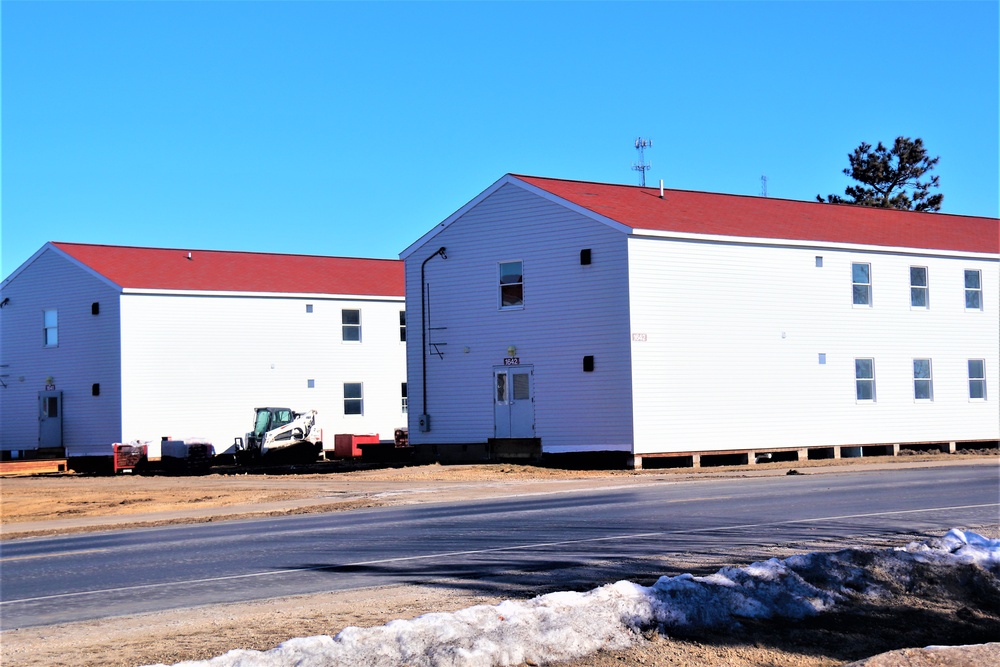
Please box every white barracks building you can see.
[401,175,999,468]
[0,243,407,464]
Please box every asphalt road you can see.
[1,464,997,630]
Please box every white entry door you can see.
[38,390,63,448]
[493,366,534,438]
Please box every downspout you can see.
[419,247,447,430]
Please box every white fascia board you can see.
[121,288,404,302]
[398,174,633,260]
[2,243,124,291]
[629,228,1000,261]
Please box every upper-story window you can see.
[43,309,58,347]
[968,359,987,400]
[499,261,524,309]
[910,267,928,308]
[399,311,406,342]
[342,309,361,342]
[852,263,871,306]
[913,359,933,400]
[965,270,982,310]
[855,358,875,401]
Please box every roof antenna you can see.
[761,174,768,197]
[632,137,652,187]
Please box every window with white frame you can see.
[43,309,58,347]
[855,358,875,401]
[399,310,406,342]
[965,270,982,310]
[499,261,524,309]
[342,309,361,342]
[401,382,408,413]
[344,382,363,414]
[910,267,928,308]
[852,263,871,306]
[913,359,933,400]
[968,359,987,400]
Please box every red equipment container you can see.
[332,433,380,459]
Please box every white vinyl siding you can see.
[403,182,633,452]
[0,247,122,455]
[628,239,1000,453]
[120,294,405,455]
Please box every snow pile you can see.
[896,528,1000,568]
[153,529,999,667]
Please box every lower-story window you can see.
[969,360,987,400]
[913,359,933,400]
[855,358,875,401]
[344,382,363,415]
[401,382,408,413]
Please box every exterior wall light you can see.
[507,345,517,357]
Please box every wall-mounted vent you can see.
[583,355,595,372]
[580,249,592,265]
[91,302,100,315]
[92,383,100,396]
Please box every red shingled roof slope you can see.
[51,243,404,296]
[514,175,998,254]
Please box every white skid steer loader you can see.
[234,407,322,464]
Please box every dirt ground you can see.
[1,453,998,667]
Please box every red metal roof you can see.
[51,243,404,296]
[514,175,999,254]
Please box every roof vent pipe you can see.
[187,252,193,260]
[659,180,664,199]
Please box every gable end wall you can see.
[405,183,635,452]
[0,248,123,454]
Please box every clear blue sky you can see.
[3,1,998,278]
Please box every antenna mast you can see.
[632,137,652,187]
[761,174,768,197]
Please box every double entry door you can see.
[493,365,534,438]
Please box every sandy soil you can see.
[2,454,998,667]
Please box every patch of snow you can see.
[150,529,999,667]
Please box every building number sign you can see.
[504,357,520,366]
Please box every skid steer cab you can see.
[233,407,322,465]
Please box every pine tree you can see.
[817,137,943,212]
